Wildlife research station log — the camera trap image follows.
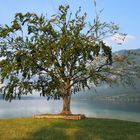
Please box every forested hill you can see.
[73,48,140,101]
[115,48,140,64]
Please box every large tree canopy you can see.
[0,5,138,114]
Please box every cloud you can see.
[124,35,135,42]
[104,34,135,46]
[111,34,135,43]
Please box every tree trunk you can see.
[61,78,72,115]
[61,94,72,115]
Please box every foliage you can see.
[0,5,138,103]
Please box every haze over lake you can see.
[0,94,140,122]
[1,79,140,122]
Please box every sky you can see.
[0,0,140,52]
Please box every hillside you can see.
[73,49,140,101]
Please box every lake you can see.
[0,97,140,122]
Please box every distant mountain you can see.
[116,48,140,55]
[115,48,140,64]
[73,48,140,102]
[0,93,44,100]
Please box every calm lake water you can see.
[0,98,140,122]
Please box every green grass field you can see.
[0,118,140,140]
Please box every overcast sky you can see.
[0,0,140,52]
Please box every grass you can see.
[0,118,140,140]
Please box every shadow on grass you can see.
[23,119,101,140]
[22,118,140,140]
[28,126,68,140]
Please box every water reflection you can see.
[0,99,140,122]
[0,100,62,118]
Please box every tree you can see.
[0,5,137,115]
